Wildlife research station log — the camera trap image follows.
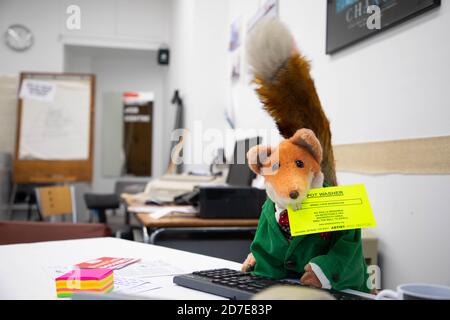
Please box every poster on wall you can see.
[19,79,90,160]
[231,54,241,83]
[247,0,279,33]
[229,17,242,52]
[229,17,243,84]
[326,0,441,54]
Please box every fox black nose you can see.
[289,191,299,200]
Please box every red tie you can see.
[278,210,292,239]
[279,210,289,227]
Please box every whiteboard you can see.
[18,79,91,160]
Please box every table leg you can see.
[7,184,17,220]
[149,228,167,245]
[142,226,150,244]
[124,204,130,225]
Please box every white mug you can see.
[376,283,450,300]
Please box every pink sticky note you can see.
[56,268,113,281]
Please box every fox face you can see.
[247,129,324,210]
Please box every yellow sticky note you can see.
[287,184,376,237]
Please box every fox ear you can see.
[247,145,273,175]
[290,129,323,164]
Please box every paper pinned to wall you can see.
[247,0,279,33]
[18,79,91,160]
[19,79,56,102]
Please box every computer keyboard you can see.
[173,268,371,300]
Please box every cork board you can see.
[334,136,450,175]
[13,72,95,184]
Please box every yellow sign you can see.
[287,184,376,237]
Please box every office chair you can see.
[9,184,44,221]
[83,181,147,240]
[84,192,132,239]
[84,193,120,224]
[35,185,77,223]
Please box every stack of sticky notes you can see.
[55,268,114,298]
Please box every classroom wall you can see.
[0,0,173,221]
[64,46,168,193]
[173,0,450,288]
[168,0,234,172]
[280,0,450,289]
[0,0,64,73]
[0,0,173,194]
[58,0,171,43]
[165,0,195,172]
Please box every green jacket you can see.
[250,198,370,293]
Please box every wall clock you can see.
[5,24,34,52]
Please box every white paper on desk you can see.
[42,265,74,280]
[127,205,197,219]
[115,260,188,278]
[113,276,160,295]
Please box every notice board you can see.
[13,72,95,184]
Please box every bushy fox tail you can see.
[246,18,337,186]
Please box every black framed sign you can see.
[326,0,441,54]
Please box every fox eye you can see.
[295,160,304,168]
[272,162,280,171]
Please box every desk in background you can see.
[136,212,258,242]
[134,211,259,263]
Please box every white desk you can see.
[0,237,242,300]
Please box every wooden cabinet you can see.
[60,0,170,45]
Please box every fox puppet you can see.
[241,18,369,293]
